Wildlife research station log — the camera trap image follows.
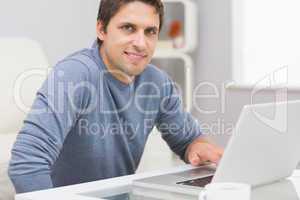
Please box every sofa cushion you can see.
[0,133,17,200]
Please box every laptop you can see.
[133,100,300,193]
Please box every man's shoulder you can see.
[61,48,100,70]
[53,48,102,80]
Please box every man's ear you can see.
[96,20,106,41]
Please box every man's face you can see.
[97,1,160,83]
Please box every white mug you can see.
[199,182,251,200]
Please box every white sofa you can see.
[0,38,49,200]
[0,134,17,200]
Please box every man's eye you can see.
[121,25,134,32]
[146,29,158,36]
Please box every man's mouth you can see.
[124,51,147,62]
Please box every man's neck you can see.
[99,47,134,85]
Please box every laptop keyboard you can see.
[176,175,214,187]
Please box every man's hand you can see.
[185,136,224,166]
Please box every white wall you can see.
[191,0,233,146]
[0,0,99,66]
[193,0,300,149]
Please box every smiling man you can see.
[98,1,159,83]
[9,0,223,193]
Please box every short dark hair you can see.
[97,0,164,46]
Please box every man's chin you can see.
[129,69,146,77]
[124,66,147,77]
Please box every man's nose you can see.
[132,31,147,50]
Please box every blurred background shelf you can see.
[151,0,198,113]
[159,0,198,53]
[152,50,193,112]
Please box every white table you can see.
[15,165,300,200]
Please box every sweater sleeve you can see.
[155,77,202,161]
[8,59,92,193]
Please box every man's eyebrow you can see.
[119,22,136,27]
[118,22,158,30]
[146,26,159,31]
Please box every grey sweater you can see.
[8,42,202,193]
